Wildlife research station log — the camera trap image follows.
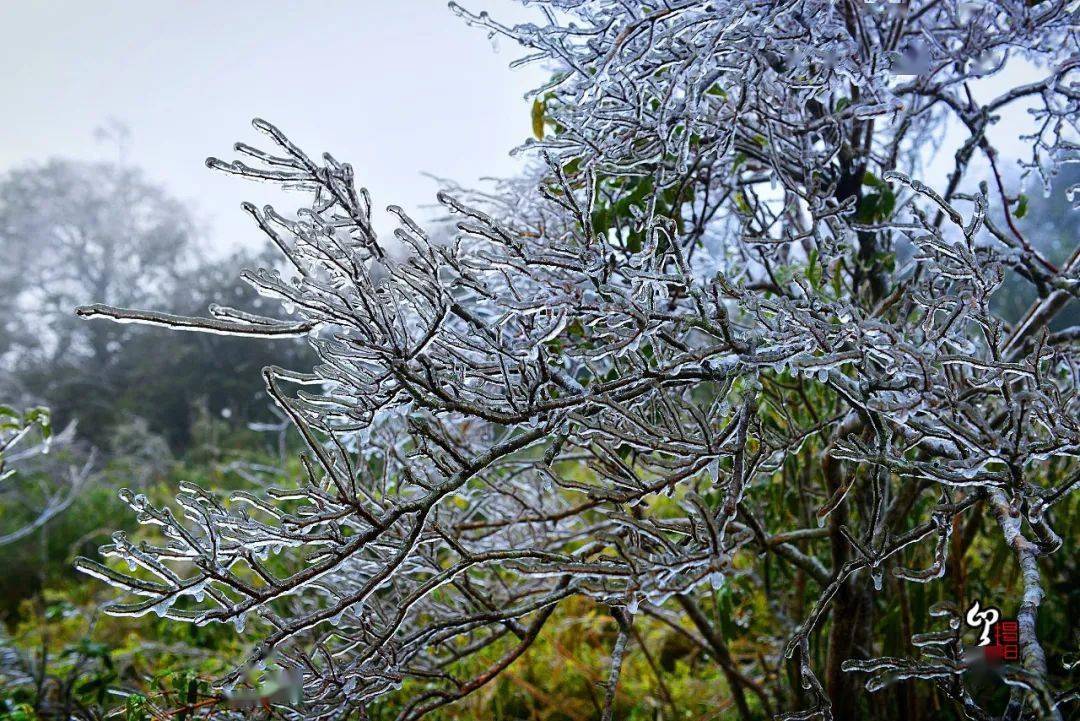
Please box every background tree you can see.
[992,163,1080,330]
[0,160,312,450]
[0,159,194,371]
[74,2,1078,721]
[0,159,196,445]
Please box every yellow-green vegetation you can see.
[3,415,1075,720]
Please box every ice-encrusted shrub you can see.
[77,2,1078,719]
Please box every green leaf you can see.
[591,207,609,234]
[806,249,822,290]
[1014,193,1028,219]
[125,694,149,721]
[734,191,751,215]
[879,185,896,218]
[862,171,885,188]
[856,193,881,223]
[874,251,897,273]
[24,407,51,438]
[855,182,895,224]
[706,84,728,99]
[531,99,546,140]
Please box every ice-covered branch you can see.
[73,1,1078,718]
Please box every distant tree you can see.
[0,159,195,370]
[76,2,1077,721]
[0,161,311,449]
[0,160,196,444]
[110,248,315,449]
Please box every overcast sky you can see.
[1,2,1049,257]
[0,1,547,254]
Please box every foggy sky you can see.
[0,1,547,253]
[1,1,1044,257]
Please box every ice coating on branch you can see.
[72,1,1078,719]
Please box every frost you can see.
[0,410,92,546]
[69,1,1080,719]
